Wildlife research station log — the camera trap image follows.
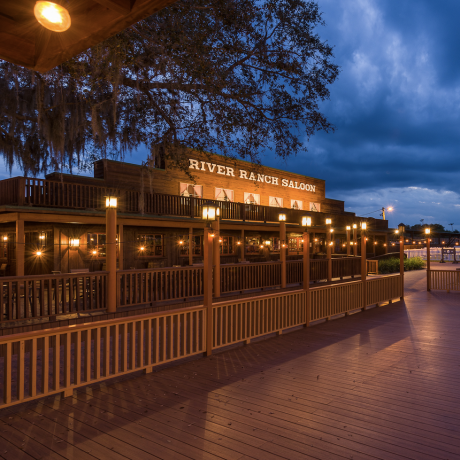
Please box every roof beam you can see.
[91,0,131,15]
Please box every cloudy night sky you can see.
[262,0,460,231]
[2,0,459,230]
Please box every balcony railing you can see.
[0,177,360,225]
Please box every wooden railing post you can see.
[212,218,220,298]
[303,231,310,326]
[353,225,358,256]
[204,227,213,356]
[426,234,431,292]
[16,217,24,276]
[400,234,405,300]
[280,221,287,288]
[106,205,117,313]
[361,228,367,309]
[346,227,351,256]
[327,223,332,282]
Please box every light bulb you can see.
[34,1,71,32]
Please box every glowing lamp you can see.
[342,244,346,247]
[105,196,118,208]
[325,218,332,225]
[329,242,333,246]
[202,201,217,222]
[361,222,367,230]
[314,238,318,242]
[36,251,42,256]
[260,245,264,249]
[387,207,393,212]
[353,224,357,229]
[3,236,7,241]
[179,240,184,245]
[279,213,286,222]
[350,242,354,246]
[265,240,271,245]
[346,226,351,231]
[301,216,312,227]
[330,228,334,233]
[92,250,97,255]
[39,234,45,240]
[395,230,399,234]
[210,233,215,238]
[69,238,80,248]
[140,246,145,251]
[237,241,241,245]
[34,1,71,33]
[425,228,431,235]
[374,241,377,245]
[219,239,223,243]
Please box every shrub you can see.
[378,256,425,274]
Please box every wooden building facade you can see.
[0,151,391,276]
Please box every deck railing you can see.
[0,272,402,409]
[430,270,460,291]
[367,259,379,275]
[1,273,107,323]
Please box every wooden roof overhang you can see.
[0,0,177,72]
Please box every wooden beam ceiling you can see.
[0,0,177,72]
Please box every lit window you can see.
[180,183,203,198]
[137,234,164,257]
[310,202,321,212]
[215,188,234,202]
[291,200,303,210]
[220,236,235,255]
[87,233,109,258]
[179,235,203,256]
[244,192,260,205]
[269,196,283,207]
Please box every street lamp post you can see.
[425,228,431,291]
[105,196,118,313]
[326,217,332,282]
[346,226,351,256]
[361,222,367,310]
[202,201,218,356]
[301,216,312,326]
[279,213,287,289]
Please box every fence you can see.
[221,262,282,293]
[367,260,379,275]
[1,273,107,323]
[430,270,460,291]
[0,272,402,409]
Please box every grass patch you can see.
[378,256,425,274]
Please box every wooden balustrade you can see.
[23,178,120,209]
[287,260,302,284]
[0,305,205,409]
[1,273,107,323]
[212,290,306,349]
[333,257,361,279]
[117,266,204,307]
[366,275,402,305]
[430,270,460,291]
[0,271,402,409]
[309,281,363,322]
[220,262,282,293]
[0,177,21,206]
[310,259,328,281]
[367,259,379,275]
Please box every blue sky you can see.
[262,0,460,230]
[2,0,459,230]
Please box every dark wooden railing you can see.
[1,272,107,323]
[220,262,282,293]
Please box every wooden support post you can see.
[204,227,213,356]
[327,224,332,282]
[346,228,351,256]
[280,221,287,288]
[240,229,245,261]
[16,218,24,276]
[188,227,193,266]
[426,235,431,292]
[303,231,310,327]
[384,234,388,254]
[361,229,367,310]
[353,226,358,257]
[400,234,405,300]
[118,223,123,270]
[311,232,316,254]
[106,206,117,313]
[212,218,220,298]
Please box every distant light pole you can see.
[425,228,431,291]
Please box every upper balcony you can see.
[0,176,389,230]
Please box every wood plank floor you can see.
[1,271,460,459]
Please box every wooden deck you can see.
[1,272,460,459]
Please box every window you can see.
[137,234,164,257]
[310,202,321,212]
[0,235,8,258]
[215,188,234,202]
[245,237,261,253]
[244,192,260,205]
[180,183,203,198]
[179,235,203,256]
[220,236,234,255]
[291,200,302,210]
[269,196,283,207]
[289,237,304,252]
[87,233,107,258]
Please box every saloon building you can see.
[0,151,390,276]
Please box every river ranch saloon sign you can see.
[189,159,316,192]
